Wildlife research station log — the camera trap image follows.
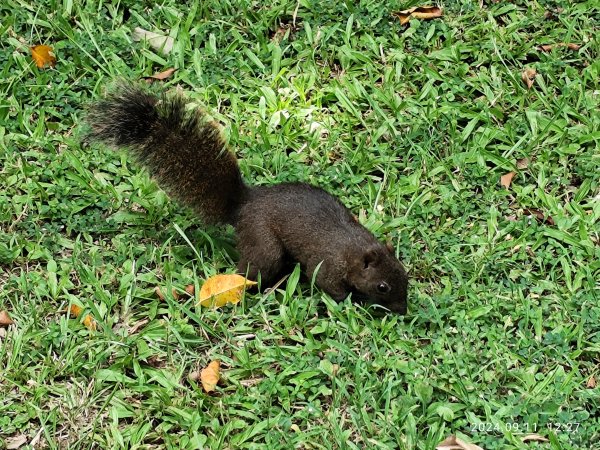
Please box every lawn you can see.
[1,0,599,449]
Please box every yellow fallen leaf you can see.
[31,45,56,68]
[69,304,97,331]
[500,171,516,189]
[200,360,220,392]
[199,274,257,308]
[394,6,443,25]
[0,310,14,327]
[521,67,537,89]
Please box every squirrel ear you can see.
[385,238,394,253]
[363,247,380,269]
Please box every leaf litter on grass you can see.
[394,6,443,25]
[2,0,599,448]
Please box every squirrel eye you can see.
[377,282,391,294]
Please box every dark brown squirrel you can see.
[86,83,408,314]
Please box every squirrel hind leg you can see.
[236,229,285,286]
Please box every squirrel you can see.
[86,83,408,314]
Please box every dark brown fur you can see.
[86,84,409,313]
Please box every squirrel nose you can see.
[377,282,391,294]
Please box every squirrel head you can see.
[347,244,408,314]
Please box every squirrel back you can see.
[86,84,408,314]
[86,84,247,225]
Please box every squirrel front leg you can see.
[307,260,351,301]
[236,225,285,285]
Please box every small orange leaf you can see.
[185,284,195,295]
[68,304,83,317]
[200,360,221,392]
[500,171,516,189]
[199,274,257,308]
[0,310,14,327]
[143,68,177,83]
[394,6,443,25]
[539,43,581,52]
[31,45,56,68]
[82,315,96,330]
[587,375,597,388]
[68,304,96,331]
[521,68,537,89]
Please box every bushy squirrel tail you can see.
[86,83,248,225]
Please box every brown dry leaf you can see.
[587,375,597,388]
[394,6,443,25]
[199,274,257,308]
[539,43,581,51]
[146,355,165,368]
[154,286,165,300]
[143,68,177,83]
[239,377,264,387]
[132,27,174,55]
[68,304,97,331]
[271,26,290,42]
[31,45,56,68]
[521,68,537,89]
[128,318,149,335]
[523,208,555,226]
[436,435,483,450]
[154,286,180,301]
[200,360,220,392]
[188,370,201,382]
[185,284,195,296]
[0,310,14,327]
[522,434,549,443]
[544,8,563,20]
[500,171,516,189]
[517,157,530,169]
[6,434,28,450]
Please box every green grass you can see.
[1,0,599,448]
